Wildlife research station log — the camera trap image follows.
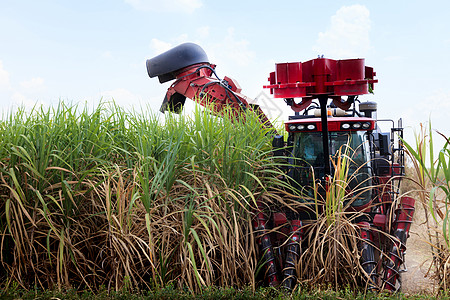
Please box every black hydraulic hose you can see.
[222,84,247,110]
[197,81,247,110]
[172,64,221,85]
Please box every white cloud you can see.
[383,55,405,62]
[150,38,173,55]
[0,61,11,91]
[99,88,144,108]
[196,26,209,39]
[416,90,450,124]
[313,4,371,58]
[98,88,164,113]
[78,88,151,114]
[0,62,48,113]
[101,51,113,59]
[222,28,254,66]
[149,34,191,56]
[20,77,46,93]
[11,92,47,111]
[401,89,450,153]
[124,0,202,13]
[11,91,29,105]
[209,27,254,67]
[174,34,189,45]
[148,27,254,73]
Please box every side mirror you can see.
[272,135,285,157]
[378,133,391,156]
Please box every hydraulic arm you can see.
[146,43,273,130]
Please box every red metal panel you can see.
[273,86,307,98]
[223,76,242,93]
[275,63,288,84]
[275,62,302,84]
[301,60,313,84]
[312,59,328,94]
[287,62,302,83]
[337,59,365,81]
[264,57,377,101]
[269,71,275,85]
[373,214,387,230]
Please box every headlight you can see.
[362,122,371,129]
[289,125,297,131]
[352,123,361,129]
[341,123,350,129]
[297,124,305,130]
[307,124,316,130]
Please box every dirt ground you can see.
[401,201,438,294]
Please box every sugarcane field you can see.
[1,2,450,299]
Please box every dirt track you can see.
[401,202,438,294]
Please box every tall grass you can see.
[0,100,408,294]
[0,101,280,292]
[293,144,372,290]
[402,122,450,290]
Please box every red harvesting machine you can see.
[146,43,415,292]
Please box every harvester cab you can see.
[146,43,415,292]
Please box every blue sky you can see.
[1,0,449,148]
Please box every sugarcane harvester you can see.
[146,43,415,292]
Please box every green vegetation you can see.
[0,101,279,292]
[0,101,445,298]
[0,284,441,299]
[403,122,450,290]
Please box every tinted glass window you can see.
[291,131,372,207]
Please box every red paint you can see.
[264,58,377,101]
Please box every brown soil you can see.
[401,201,438,294]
